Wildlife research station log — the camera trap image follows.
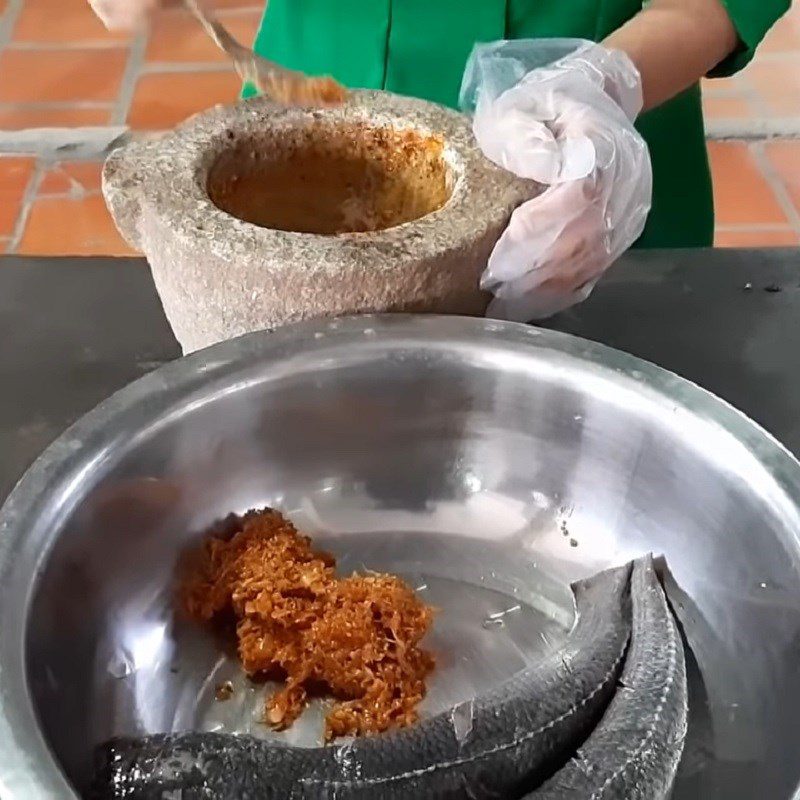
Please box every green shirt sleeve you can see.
[709,0,791,77]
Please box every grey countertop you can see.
[1,248,799,501]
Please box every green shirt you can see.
[244,0,788,248]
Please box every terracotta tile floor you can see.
[0,0,798,255]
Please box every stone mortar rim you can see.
[126,91,534,273]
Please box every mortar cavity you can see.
[207,121,452,235]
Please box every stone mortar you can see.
[103,91,539,353]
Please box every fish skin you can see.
[529,555,688,800]
[91,564,633,800]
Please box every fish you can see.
[91,563,635,799]
[529,555,688,799]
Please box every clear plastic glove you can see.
[88,0,156,29]
[460,39,652,321]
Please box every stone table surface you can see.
[1,248,799,501]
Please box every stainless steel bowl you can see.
[1,315,799,799]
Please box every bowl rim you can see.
[1,314,799,800]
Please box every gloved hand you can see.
[88,0,156,29]
[460,39,652,321]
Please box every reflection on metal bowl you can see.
[0,315,799,799]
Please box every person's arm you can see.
[604,0,784,112]
[89,0,155,29]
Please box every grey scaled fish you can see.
[529,555,688,800]
[91,563,634,800]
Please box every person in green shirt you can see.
[92,0,789,319]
